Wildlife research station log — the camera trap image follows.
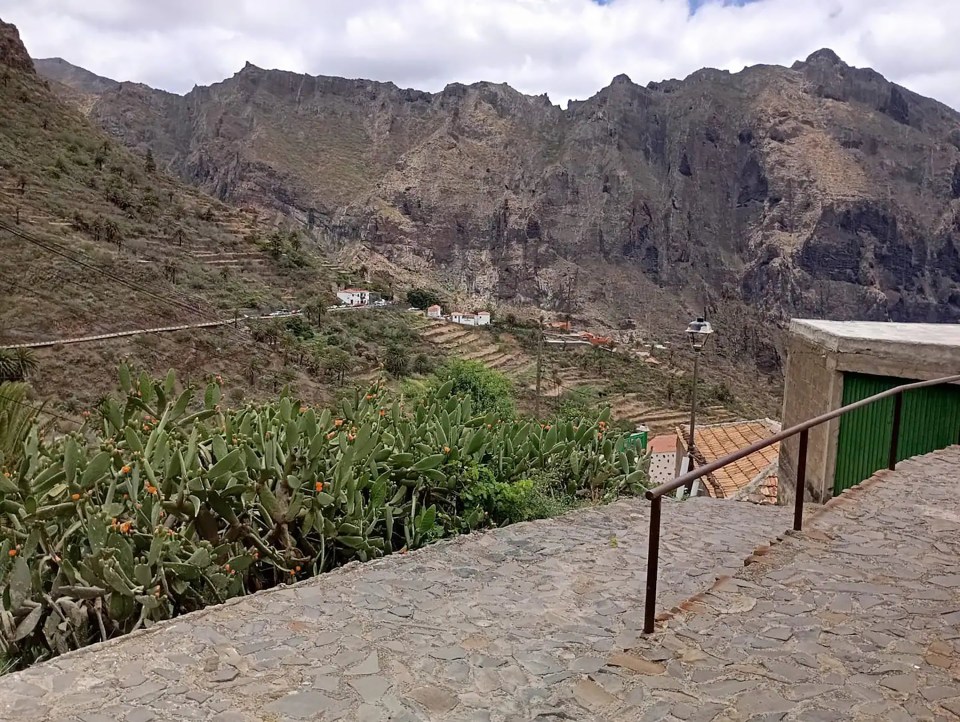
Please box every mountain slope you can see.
[38,48,960,374]
[0,21,347,412]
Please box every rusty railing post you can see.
[643,496,662,634]
[888,391,903,471]
[793,428,808,531]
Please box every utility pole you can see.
[535,314,544,418]
[686,349,701,482]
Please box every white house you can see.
[337,289,370,306]
[451,310,491,326]
[647,434,680,487]
[427,304,442,318]
[451,312,477,326]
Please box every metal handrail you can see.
[642,373,960,634]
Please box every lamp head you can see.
[686,317,714,351]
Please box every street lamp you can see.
[684,317,714,493]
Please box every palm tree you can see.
[322,349,352,386]
[413,353,431,376]
[551,368,563,410]
[0,382,41,468]
[246,358,264,386]
[304,297,328,325]
[591,345,606,374]
[103,218,122,251]
[0,349,38,382]
[384,345,409,378]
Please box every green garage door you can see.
[834,373,960,495]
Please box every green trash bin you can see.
[617,426,648,454]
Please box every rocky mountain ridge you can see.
[32,41,960,371]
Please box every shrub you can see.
[429,360,515,420]
[0,366,644,671]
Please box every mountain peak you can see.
[795,48,846,68]
[33,55,120,94]
[0,18,35,74]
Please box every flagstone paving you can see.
[617,446,960,722]
[0,494,792,721]
[3,447,959,721]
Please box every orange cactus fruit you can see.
[71,493,81,501]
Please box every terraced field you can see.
[608,392,740,433]
[416,319,535,377]
[535,364,607,397]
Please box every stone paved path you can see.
[613,446,960,722]
[0,496,793,721]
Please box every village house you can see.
[336,289,379,306]
[451,310,491,326]
[426,304,442,318]
[646,433,679,487]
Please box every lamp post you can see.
[684,317,714,494]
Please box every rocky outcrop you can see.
[0,19,34,73]
[34,50,960,364]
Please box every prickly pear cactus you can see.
[0,365,644,671]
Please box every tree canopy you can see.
[406,288,442,310]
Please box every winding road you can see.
[0,312,302,350]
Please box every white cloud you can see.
[3,0,960,109]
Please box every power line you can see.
[0,218,215,319]
[2,275,203,340]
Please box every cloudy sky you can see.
[4,0,959,109]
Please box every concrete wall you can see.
[778,334,843,506]
[648,452,677,487]
[778,321,960,507]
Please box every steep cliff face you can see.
[0,19,33,73]
[40,51,960,359]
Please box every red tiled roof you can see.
[648,434,677,455]
[677,420,779,499]
[759,473,778,504]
